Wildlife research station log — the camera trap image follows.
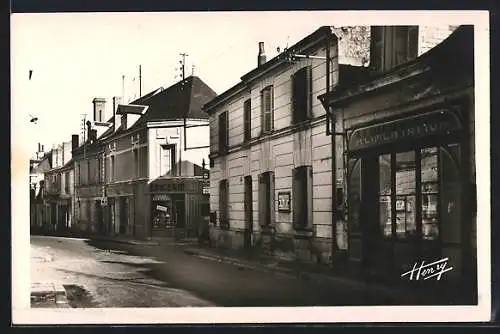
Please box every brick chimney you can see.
[258,42,266,67]
[112,96,122,131]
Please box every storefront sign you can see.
[150,179,203,194]
[153,194,172,201]
[156,205,168,212]
[348,110,462,151]
[278,192,291,212]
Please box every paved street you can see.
[31,235,400,308]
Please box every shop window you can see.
[219,179,229,228]
[292,66,312,124]
[421,147,439,240]
[258,171,274,227]
[243,99,252,143]
[379,154,392,237]
[218,111,229,154]
[293,165,313,230]
[439,145,462,244]
[395,151,417,238]
[261,86,274,134]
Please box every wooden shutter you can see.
[244,99,251,142]
[293,167,307,229]
[292,66,312,124]
[218,111,228,154]
[258,173,269,226]
[261,87,273,133]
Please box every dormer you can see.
[115,104,148,131]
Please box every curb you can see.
[183,248,431,304]
[31,283,69,307]
[91,237,160,246]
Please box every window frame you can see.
[260,85,274,134]
[370,26,419,72]
[243,99,252,143]
[218,111,229,155]
[219,179,229,229]
[293,165,313,230]
[291,66,313,124]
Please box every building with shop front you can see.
[102,76,215,240]
[30,144,51,232]
[318,25,475,295]
[204,24,461,267]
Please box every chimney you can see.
[258,42,266,66]
[86,121,92,142]
[112,96,122,131]
[92,98,106,123]
[41,144,44,152]
[71,135,79,156]
[38,143,41,152]
[90,129,98,142]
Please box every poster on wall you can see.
[277,191,291,212]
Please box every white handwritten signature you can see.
[401,258,453,281]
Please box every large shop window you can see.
[293,165,313,230]
[348,145,462,242]
[258,171,274,227]
[292,66,312,124]
[219,179,229,228]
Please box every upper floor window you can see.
[243,99,252,143]
[133,149,139,178]
[218,111,229,154]
[160,144,176,176]
[371,26,419,73]
[110,156,115,181]
[261,86,274,134]
[292,66,313,124]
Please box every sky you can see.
[11,11,482,157]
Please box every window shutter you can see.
[258,174,268,226]
[244,99,251,142]
[261,87,273,133]
[292,66,312,124]
[218,112,228,154]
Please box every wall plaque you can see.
[278,191,291,212]
[348,109,463,151]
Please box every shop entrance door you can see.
[360,155,390,273]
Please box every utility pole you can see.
[81,114,87,159]
[139,65,142,98]
[179,53,188,80]
[191,64,195,76]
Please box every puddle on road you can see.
[64,284,98,308]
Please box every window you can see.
[261,86,274,133]
[160,144,176,176]
[370,26,419,72]
[133,149,139,178]
[78,163,81,185]
[219,179,229,228]
[218,111,229,154]
[292,66,313,124]
[258,171,274,227]
[110,156,115,181]
[243,99,252,143]
[293,166,313,230]
[65,172,70,193]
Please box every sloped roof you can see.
[130,76,217,129]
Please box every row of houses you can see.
[204,24,476,288]
[30,76,216,239]
[30,24,476,290]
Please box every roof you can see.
[203,26,337,112]
[129,75,217,129]
[318,25,473,108]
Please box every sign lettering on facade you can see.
[348,110,462,151]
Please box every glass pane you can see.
[379,154,392,195]
[379,195,392,237]
[395,151,416,238]
[422,194,439,240]
[348,159,362,235]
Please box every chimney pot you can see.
[258,41,266,66]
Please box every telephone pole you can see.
[139,65,142,97]
[179,53,189,80]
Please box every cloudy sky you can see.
[11,11,481,156]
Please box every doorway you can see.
[244,175,253,248]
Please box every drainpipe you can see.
[326,35,339,265]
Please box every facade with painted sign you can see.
[318,26,476,299]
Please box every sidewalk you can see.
[180,243,474,305]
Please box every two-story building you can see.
[30,144,51,232]
[204,25,460,267]
[102,76,215,240]
[318,25,475,297]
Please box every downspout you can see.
[327,35,339,265]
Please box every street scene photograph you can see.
[11,10,491,323]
